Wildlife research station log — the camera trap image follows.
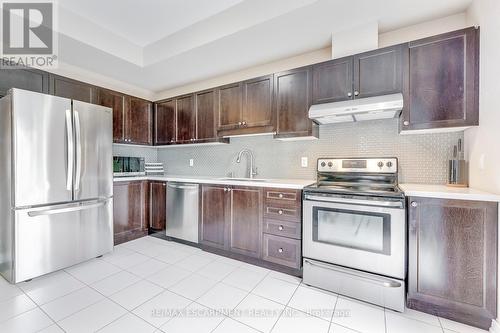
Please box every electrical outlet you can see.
[301,157,308,168]
[189,159,194,167]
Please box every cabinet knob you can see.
[278,193,283,198]
[411,201,418,208]
[238,121,242,126]
[242,121,247,126]
[354,91,359,96]
[278,248,284,253]
[224,188,228,192]
[278,209,283,215]
[403,120,410,126]
[278,225,284,231]
[347,92,352,97]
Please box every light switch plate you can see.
[301,157,308,168]
[189,159,194,167]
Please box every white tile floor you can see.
[0,236,491,333]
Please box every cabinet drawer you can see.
[262,234,301,269]
[265,188,300,203]
[264,219,301,239]
[264,204,301,222]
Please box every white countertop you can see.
[400,183,500,202]
[113,175,315,189]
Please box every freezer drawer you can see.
[303,258,405,312]
[12,199,113,283]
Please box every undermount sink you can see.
[218,177,270,182]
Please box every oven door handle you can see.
[304,194,403,208]
[304,259,402,288]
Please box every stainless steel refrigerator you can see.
[0,88,113,283]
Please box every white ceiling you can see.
[58,0,245,47]
[54,0,473,96]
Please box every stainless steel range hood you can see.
[309,93,403,125]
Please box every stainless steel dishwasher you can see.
[166,182,199,243]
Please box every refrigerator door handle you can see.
[27,200,107,217]
[65,109,74,191]
[74,110,82,191]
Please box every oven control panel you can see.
[317,158,398,173]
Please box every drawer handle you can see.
[278,248,284,253]
[278,225,284,231]
[278,193,283,198]
[278,209,283,215]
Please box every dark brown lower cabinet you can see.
[113,181,148,245]
[200,185,229,250]
[149,181,167,231]
[200,185,302,274]
[229,187,262,258]
[200,185,261,256]
[407,196,498,330]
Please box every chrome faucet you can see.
[236,149,258,179]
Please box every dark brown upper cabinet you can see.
[407,196,497,330]
[176,94,196,142]
[195,89,217,141]
[217,76,274,136]
[217,82,243,131]
[96,88,126,143]
[242,75,274,129]
[154,99,176,145]
[312,57,353,104]
[354,44,406,99]
[312,44,406,104]
[49,75,96,103]
[274,67,318,139]
[401,27,479,131]
[126,97,153,145]
[0,67,49,97]
[149,181,166,231]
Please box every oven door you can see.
[303,193,406,279]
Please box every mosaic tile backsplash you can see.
[154,119,463,184]
[113,144,158,162]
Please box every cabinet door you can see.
[402,27,479,131]
[200,185,229,249]
[149,181,166,231]
[49,75,95,103]
[217,83,242,131]
[312,57,353,104]
[113,181,148,245]
[274,67,316,138]
[96,88,126,143]
[353,44,406,98]
[176,94,196,142]
[0,67,49,96]
[242,75,273,128]
[229,186,262,258]
[155,99,176,145]
[195,89,217,140]
[407,197,497,330]
[126,97,153,145]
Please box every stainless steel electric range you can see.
[302,158,406,312]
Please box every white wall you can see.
[465,1,500,329]
[154,13,468,100]
[465,1,500,195]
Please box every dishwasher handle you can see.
[167,183,199,190]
